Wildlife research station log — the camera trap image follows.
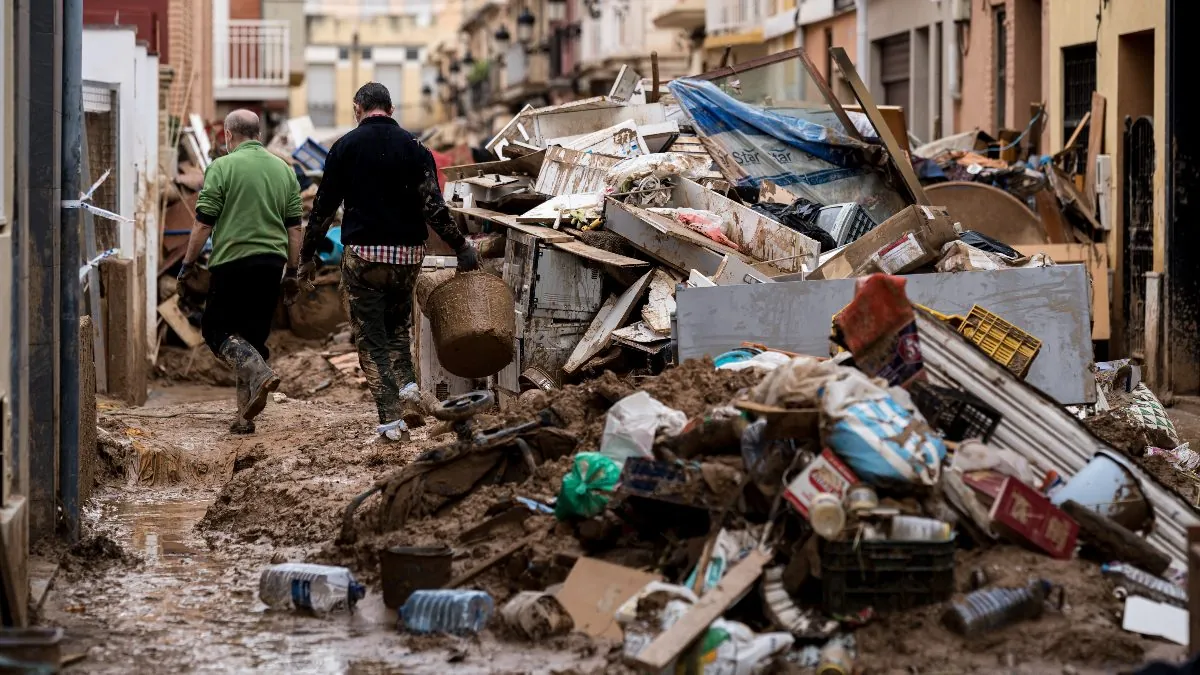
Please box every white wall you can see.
[82,28,160,352]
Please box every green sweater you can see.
[195,141,303,267]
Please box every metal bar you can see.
[60,0,84,542]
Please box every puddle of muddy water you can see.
[51,490,606,674]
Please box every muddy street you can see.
[41,384,608,674]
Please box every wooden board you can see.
[632,549,771,670]
[157,295,204,348]
[557,557,661,640]
[1034,189,1070,244]
[1082,93,1106,216]
[514,194,601,225]
[563,271,653,374]
[842,104,910,153]
[831,47,929,207]
[450,206,574,242]
[551,239,650,268]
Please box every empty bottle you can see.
[942,580,1055,637]
[1101,563,1187,608]
[259,563,366,615]
[400,589,494,635]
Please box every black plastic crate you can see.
[821,539,956,614]
[910,381,1001,442]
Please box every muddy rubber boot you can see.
[229,382,255,434]
[219,336,281,422]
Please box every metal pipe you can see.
[855,0,869,85]
[60,0,84,542]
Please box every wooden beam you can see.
[796,48,863,142]
[1082,93,1106,216]
[830,47,931,206]
[632,549,771,670]
[1063,111,1090,151]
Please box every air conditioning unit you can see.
[815,203,877,247]
[951,0,971,23]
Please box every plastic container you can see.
[399,589,495,635]
[1050,450,1152,532]
[845,484,879,514]
[259,563,366,614]
[942,580,1055,637]
[1101,563,1187,608]
[910,381,1002,442]
[956,305,1042,379]
[821,539,956,613]
[810,493,847,540]
[426,271,516,379]
[889,515,953,542]
[380,546,454,609]
[817,642,853,675]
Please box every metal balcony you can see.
[705,0,768,34]
[215,19,290,101]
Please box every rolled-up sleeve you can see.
[194,160,225,226]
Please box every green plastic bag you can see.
[555,452,622,520]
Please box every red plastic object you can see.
[989,477,1079,559]
[835,273,925,387]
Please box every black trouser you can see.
[202,253,286,360]
[341,251,421,424]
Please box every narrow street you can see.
[39,384,606,673]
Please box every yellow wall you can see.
[1047,0,1166,277]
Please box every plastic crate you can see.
[955,305,1041,378]
[910,381,1002,442]
[821,539,956,614]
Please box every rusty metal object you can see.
[926,181,1050,246]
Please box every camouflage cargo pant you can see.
[341,252,422,424]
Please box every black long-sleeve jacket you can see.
[302,115,466,263]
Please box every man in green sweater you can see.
[179,109,303,433]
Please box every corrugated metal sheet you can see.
[916,312,1198,567]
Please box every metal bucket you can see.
[427,271,516,379]
[380,545,453,609]
[1050,450,1153,532]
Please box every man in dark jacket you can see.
[300,82,477,438]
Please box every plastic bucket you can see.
[380,546,453,609]
[1050,450,1152,532]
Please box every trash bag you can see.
[554,452,622,520]
[599,391,688,462]
[820,369,946,487]
[751,201,838,252]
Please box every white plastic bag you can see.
[951,439,1034,484]
[599,391,688,462]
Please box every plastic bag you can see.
[554,452,622,520]
[951,439,1034,484]
[647,208,741,250]
[616,582,794,675]
[747,356,844,408]
[599,391,688,462]
[820,369,946,486]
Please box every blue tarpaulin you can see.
[669,78,907,225]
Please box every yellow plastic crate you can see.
[956,305,1042,379]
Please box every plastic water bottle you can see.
[399,590,494,635]
[942,580,1054,637]
[1101,562,1187,607]
[259,563,366,615]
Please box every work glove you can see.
[455,242,479,273]
[297,260,319,291]
[177,261,197,284]
[281,267,302,306]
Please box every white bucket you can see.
[1050,450,1152,532]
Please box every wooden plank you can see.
[563,271,653,374]
[1035,189,1069,244]
[444,526,550,589]
[156,295,205,348]
[450,206,576,242]
[1063,500,1170,575]
[1095,154,1113,230]
[632,549,771,670]
[831,47,930,206]
[1063,111,1090,151]
[551,239,650,268]
[1082,92,1106,216]
[1189,528,1200,656]
[515,194,601,225]
[608,64,641,103]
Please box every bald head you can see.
[224,109,261,146]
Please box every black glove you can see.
[177,261,196,284]
[455,242,479,273]
[281,267,302,306]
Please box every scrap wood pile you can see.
[321,52,1199,672]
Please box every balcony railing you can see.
[705,0,768,34]
[215,20,290,90]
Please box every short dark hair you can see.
[354,82,393,113]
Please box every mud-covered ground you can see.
[38,350,1193,673]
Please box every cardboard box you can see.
[989,477,1078,559]
[784,449,859,518]
[809,205,960,280]
[557,557,661,640]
